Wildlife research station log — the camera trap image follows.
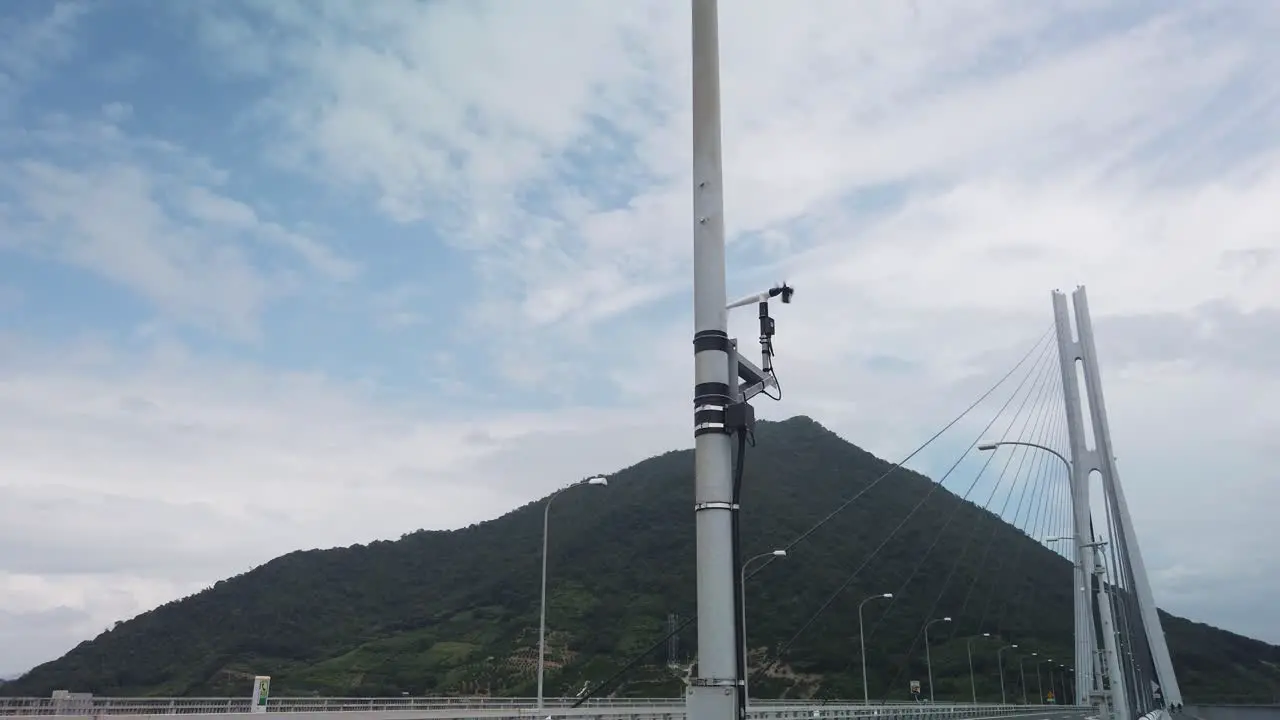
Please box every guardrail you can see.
[2,700,685,715]
[1184,706,1280,720]
[0,697,1094,719]
[0,691,1039,707]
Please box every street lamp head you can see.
[882,593,893,598]
[978,443,998,451]
[982,632,990,637]
[585,476,608,486]
[943,616,952,622]
[1012,644,1019,648]
[772,549,788,557]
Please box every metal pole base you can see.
[687,684,738,720]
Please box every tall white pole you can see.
[968,636,988,704]
[859,605,869,705]
[538,479,606,710]
[690,0,738,718]
[968,640,976,704]
[925,619,948,703]
[925,623,935,703]
[739,551,784,709]
[999,656,1006,705]
[997,645,1017,705]
[1036,660,1046,704]
[1020,658,1028,705]
[858,594,891,705]
[537,496,555,710]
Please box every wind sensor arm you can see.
[726,282,794,310]
[726,283,793,402]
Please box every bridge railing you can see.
[2,698,691,715]
[1183,705,1280,720]
[3,699,678,714]
[0,697,1095,718]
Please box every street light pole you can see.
[1021,653,1036,705]
[977,441,1069,469]
[538,476,608,710]
[997,644,1018,705]
[1036,658,1053,705]
[858,593,894,705]
[741,550,786,708]
[924,616,952,703]
[967,633,990,703]
[980,441,1087,707]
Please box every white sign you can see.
[251,676,271,714]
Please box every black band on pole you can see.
[693,329,731,353]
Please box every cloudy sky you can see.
[2,0,1279,678]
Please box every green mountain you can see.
[6,417,1277,702]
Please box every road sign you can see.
[251,676,271,714]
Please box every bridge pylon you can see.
[1052,286,1183,720]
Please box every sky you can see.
[1,0,1279,679]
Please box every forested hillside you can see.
[6,418,1276,702]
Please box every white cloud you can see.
[0,2,90,113]
[0,117,357,338]
[3,0,1280,677]
[100,102,132,123]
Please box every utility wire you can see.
[750,325,1055,581]
[977,436,1058,634]
[1010,445,1072,630]
[993,465,1058,634]
[945,366,1064,639]
[848,357,1057,679]
[864,342,1060,647]
[573,326,1054,705]
[867,366,1059,694]
[1047,411,1070,562]
[992,433,1071,637]
[754,331,1056,679]
[1101,464,1148,715]
[1101,468,1140,666]
[972,415,1058,633]
[873,351,1060,696]
[1001,437,1066,633]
